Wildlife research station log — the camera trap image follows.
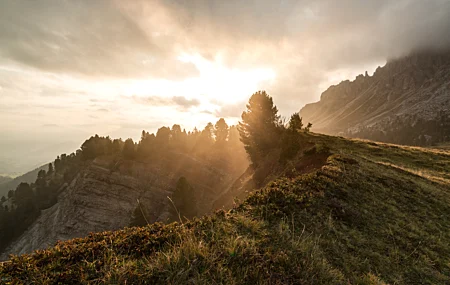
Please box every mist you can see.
[0,0,449,175]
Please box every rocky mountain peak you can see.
[300,49,450,145]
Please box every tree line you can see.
[1,91,312,247]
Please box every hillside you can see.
[0,176,12,185]
[0,125,248,259]
[1,133,449,284]
[0,152,244,260]
[300,50,450,146]
[0,165,47,198]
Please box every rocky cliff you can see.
[300,49,450,145]
[1,152,244,259]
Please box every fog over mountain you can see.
[1,0,449,175]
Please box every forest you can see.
[0,91,311,252]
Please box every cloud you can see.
[172,96,200,108]
[1,0,448,92]
[117,0,450,113]
[214,101,246,118]
[42,123,59,128]
[0,0,199,80]
[131,95,200,111]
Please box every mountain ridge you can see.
[300,49,450,145]
[1,133,449,284]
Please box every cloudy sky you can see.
[1,0,449,175]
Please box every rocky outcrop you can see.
[300,49,450,143]
[1,152,243,259]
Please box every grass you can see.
[1,133,449,284]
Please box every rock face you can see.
[300,50,450,144]
[1,152,244,259]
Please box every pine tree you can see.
[288,113,303,132]
[122,138,136,159]
[214,118,229,144]
[170,177,197,221]
[130,201,148,227]
[47,163,53,175]
[238,91,281,165]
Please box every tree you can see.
[138,131,156,158]
[130,200,148,227]
[14,183,34,206]
[112,139,123,153]
[171,124,187,151]
[122,138,136,159]
[194,123,214,153]
[1,196,5,203]
[156,126,171,149]
[37,169,46,179]
[214,118,229,144]
[238,91,281,165]
[54,156,62,173]
[170,177,197,221]
[288,113,303,132]
[305,122,312,132]
[227,126,240,146]
[47,163,53,175]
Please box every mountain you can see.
[0,153,245,259]
[1,133,449,284]
[300,49,450,146]
[0,131,248,259]
[0,141,80,177]
[0,176,12,185]
[0,165,48,198]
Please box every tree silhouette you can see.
[288,113,303,133]
[47,163,53,175]
[54,156,62,173]
[215,118,229,144]
[238,91,281,165]
[123,138,136,159]
[14,183,33,206]
[170,177,197,221]
[156,126,171,150]
[305,122,312,132]
[130,201,148,227]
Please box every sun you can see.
[119,52,276,128]
[177,53,276,104]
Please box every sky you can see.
[1,0,450,175]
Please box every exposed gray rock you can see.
[300,50,450,137]
[1,152,244,260]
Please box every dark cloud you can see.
[1,0,449,115]
[0,0,199,80]
[152,0,450,113]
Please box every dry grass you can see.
[1,133,449,284]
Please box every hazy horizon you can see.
[1,0,450,176]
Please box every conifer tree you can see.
[238,91,281,165]
[170,177,197,221]
[214,118,229,144]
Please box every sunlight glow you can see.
[123,53,276,107]
[178,53,276,104]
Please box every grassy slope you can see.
[1,134,449,284]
